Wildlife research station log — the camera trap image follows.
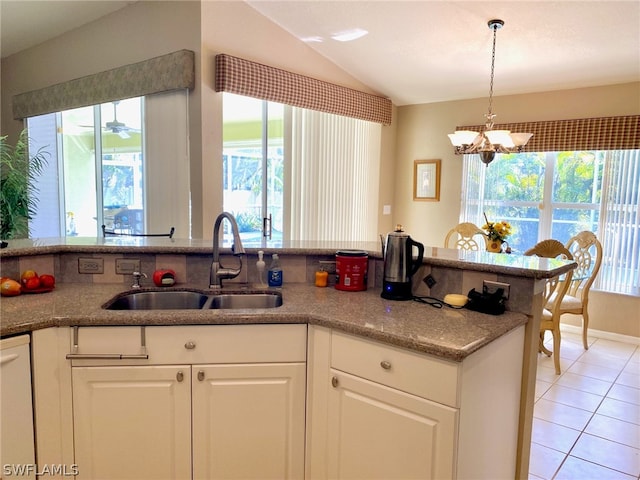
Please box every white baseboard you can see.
[560,324,640,346]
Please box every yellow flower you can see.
[483,219,512,242]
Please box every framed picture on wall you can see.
[413,159,441,201]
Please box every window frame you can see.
[461,149,639,296]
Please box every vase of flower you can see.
[486,239,504,253]
[482,214,512,253]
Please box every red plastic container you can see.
[335,250,368,291]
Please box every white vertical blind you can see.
[144,89,191,238]
[460,155,484,224]
[289,109,381,241]
[27,113,63,237]
[598,150,640,294]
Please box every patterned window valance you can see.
[215,53,392,125]
[456,115,640,153]
[13,50,195,119]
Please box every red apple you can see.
[23,277,41,290]
[39,274,56,289]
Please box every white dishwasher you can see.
[1,334,36,479]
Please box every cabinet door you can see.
[72,365,191,480]
[192,363,306,479]
[327,370,457,480]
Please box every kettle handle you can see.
[407,237,425,276]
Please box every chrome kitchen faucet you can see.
[209,212,246,289]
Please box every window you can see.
[461,150,640,295]
[222,93,284,242]
[27,98,144,237]
[27,90,190,238]
[222,93,381,243]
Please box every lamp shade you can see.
[510,132,534,146]
[448,130,479,146]
[485,130,514,147]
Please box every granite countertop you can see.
[0,283,527,362]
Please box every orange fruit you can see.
[39,274,56,289]
[20,270,38,285]
[1,279,22,296]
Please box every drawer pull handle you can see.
[198,370,205,381]
[66,353,149,360]
[380,360,392,370]
[331,376,339,388]
[66,326,148,360]
[184,341,196,350]
[176,371,184,382]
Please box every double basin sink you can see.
[103,289,282,310]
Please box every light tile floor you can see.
[529,330,640,479]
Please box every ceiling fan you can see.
[104,100,138,139]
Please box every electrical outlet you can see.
[115,258,141,275]
[78,257,104,274]
[319,260,337,274]
[483,280,510,300]
[423,274,436,288]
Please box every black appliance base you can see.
[381,281,413,301]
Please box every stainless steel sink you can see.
[105,291,210,310]
[103,290,282,310]
[208,293,283,309]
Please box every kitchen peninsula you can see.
[0,237,574,479]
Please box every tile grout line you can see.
[531,337,640,479]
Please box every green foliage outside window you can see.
[478,151,601,252]
[0,130,49,239]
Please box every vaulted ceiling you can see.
[2,1,639,106]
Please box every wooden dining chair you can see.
[525,239,574,375]
[102,225,175,239]
[560,231,603,350]
[444,222,488,251]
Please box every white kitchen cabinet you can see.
[306,325,525,480]
[192,362,306,479]
[1,335,36,480]
[72,365,192,480]
[327,369,456,479]
[33,325,306,480]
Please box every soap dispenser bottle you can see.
[256,250,266,287]
[268,253,283,287]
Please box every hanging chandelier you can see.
[448,19,533,165]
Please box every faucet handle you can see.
[132,271,148,289]
[232,242,244,256]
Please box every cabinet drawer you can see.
[70,324,307,365]
[330,331,459,407]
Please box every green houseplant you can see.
[1,129,49,240]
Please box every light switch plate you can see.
[319,260,336,274]
[115,258,141,275]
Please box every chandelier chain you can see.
[487,22,498,121]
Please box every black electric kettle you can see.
[381,225,425,300]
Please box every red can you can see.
[335,250,368,291]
